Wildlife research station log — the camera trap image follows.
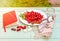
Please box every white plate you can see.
[19,10,47,26]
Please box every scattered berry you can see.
[11,26,26,32]
[11,28,16,31]
[17,26,22,29]
[17,28,21,32]
[22,26,26,29]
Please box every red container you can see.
[3,11,17,32]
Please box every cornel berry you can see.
[17,26,26,32]
[17,26,26,29]
[11,28,16,31]
[21,26,26,29]
[25,11,43,24]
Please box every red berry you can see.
[11,28,16,31]
[21,26,26,29]
[17,28,21,32]
[17,26,22,29]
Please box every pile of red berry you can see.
[25,11,43,24]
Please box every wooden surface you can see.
[0,7,60,41]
